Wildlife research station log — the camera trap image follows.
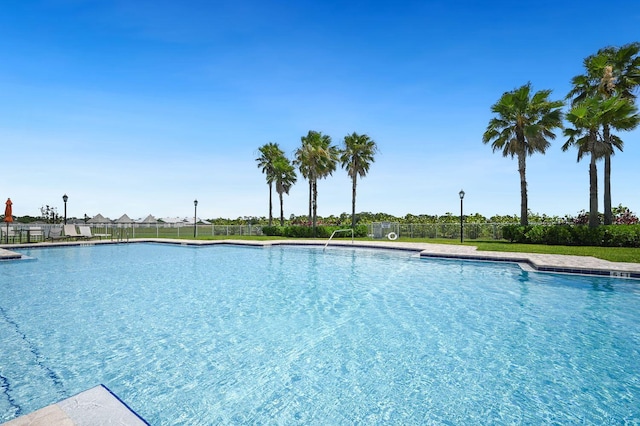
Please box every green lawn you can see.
[393,237,640,263]
[472,241,640,263]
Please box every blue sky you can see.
[1,0,639,221]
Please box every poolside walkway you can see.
[1,238,639,425]
[2,238,640,279]
[1,385,147,426]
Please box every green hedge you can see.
[502,224,640,247]
[262,225,368,238]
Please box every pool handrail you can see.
[323,228,354,251]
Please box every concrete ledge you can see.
[2,238,639,280]
[0,248,22,260]
[2,385,148,426]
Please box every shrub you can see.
[502,225,530,243]
[544,225,573,245]
[261,225,368,238]
[524,226,547,244]
[500,224,640,247]
[602,225,640,247]
[261,226,283,236]
[570,226,604,246]
[613,205,639,224]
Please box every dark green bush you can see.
[602,225,640,247]
[524,226,546,244]
[502,225,530,243]
[544,225,573,245]
[500,224,640,247]
[261,226,283,236]
[570,226,604,246]
[261,225,367,238]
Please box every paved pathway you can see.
[2,239,640,279]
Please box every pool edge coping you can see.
[1,384,149,426]
[2,238,639,280]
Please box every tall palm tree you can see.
[294,130,338,235]
[568,43,640,224]
[256,142,285,226]
[294,141,314,224]
[562,95,639,227]
[482,83,564,226]
[272,157,297,226]
[340,132,378,228]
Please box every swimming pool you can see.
[1,243,639,424]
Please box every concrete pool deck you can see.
[3,237,640,279]
[1,385,148,426]
[2,238,639,425]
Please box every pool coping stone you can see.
[1,385,148,426]
[2,238,638,279]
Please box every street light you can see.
[459,189,465,243]
[194,199,198,238]
[62,194,68,225]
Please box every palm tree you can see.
[294,131,338,235]
[567,43,640,224]
[562,95,639,227]
[256,142,285,226]
[340,132,378,228]
[294,141,314,224]
[272,157,297,226]
[482,83,564,226]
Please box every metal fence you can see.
[383,223,508,240]
[2,222,516,243]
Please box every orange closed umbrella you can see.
[4,198,13,223]
[4,198,12,243]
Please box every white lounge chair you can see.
[47,227,68,241]
[63,224,82,240]
[78,225,95,240]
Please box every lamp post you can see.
[459,189,465,243]
[62,194,68,225]
[193,199,198,238]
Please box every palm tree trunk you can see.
[603,124,612,225]
[604,154,612,225]
[517,152,528,226]
[279,192,284,226]
[312,178,318,237]
[351,174,357,228]
[268,182,273,227]
[589,153,599,228]
[307,179,312,225]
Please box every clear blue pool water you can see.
[1,243,639,424]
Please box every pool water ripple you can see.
[1,243,639,424]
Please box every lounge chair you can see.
[47,226,68,241]
[63,224,82,240]
[78,225,95,240]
